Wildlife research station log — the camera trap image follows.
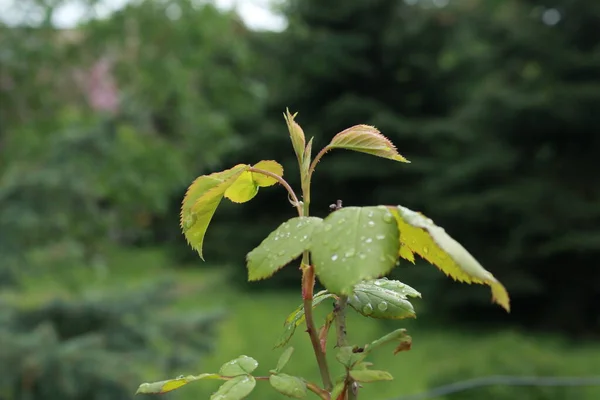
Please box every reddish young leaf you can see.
[327,125,410,163]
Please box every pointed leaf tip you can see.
[327,125,410,163]
[390,205,510,312]
[181,164,248,259]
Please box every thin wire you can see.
[389,375,600,400]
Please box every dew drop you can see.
[367,221,375,227]
[367,211,374,218]
[378,301,388,311]
[300,235,308,242]
[345,248,356,258]
[331,254,339,261]
[358,253,366,260]
[337,218,346,225]
[423,246,430,254]
[365,237,373,243]
[176,375,185,379]
[382,212,394,223]
[362,303,374,315]
[324,224,332,232]
[374,280,383,286]
[375,234,385,241]
[274,236,279,241]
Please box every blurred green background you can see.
[1,0,599,399]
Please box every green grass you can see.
[5,247,600,400]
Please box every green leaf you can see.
[327,125,410,163]
[284,109,306,163]
[349,370,393,383]
[275,291,334,348]
[219,355,259,376]
[363,328,412,356]
[225,171,259,203]
[135,373,222,394]
[247,217,323,281]
[275,347,295,373]
[348,279,420,320]
[335,346,366,369]
[181,164,248,259]
[330,381,346,400]
[310,206,400,295]
[211,375,256,400]
[269,374,308,398]
[390,205,510,312]
[251,160,284,187]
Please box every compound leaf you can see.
[327,125,409,163]
[348,279,420,320]
[269,374,308,398]
[349,370,393,383]
[390,205,510,312]
[219,355,259,376]
[310,206,400,295]
[211,375,256,400]
[136,374,222,394]
[181,164,248,259]
[247,217,323,281]
[252,160,284,187]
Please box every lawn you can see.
[5,247,600,400]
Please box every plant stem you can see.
[334,296,348,348]
[306,380,330,400]
[249,167,302,215]
[302,262,333,390]
[308,146,330,179]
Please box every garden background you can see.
[1,0,599,399]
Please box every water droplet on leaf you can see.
[423,246,429,254]
[362,304,374,315]
[331,254,339,261]
[382,212,394,223]
[375,234,385,241]
[378,302,388,311]
[345,248,356,257]
[324,224,332,232]
[367,221,375,227]
[365,237,373,243]
[358,253,366,260]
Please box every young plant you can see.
[136,110,510,399]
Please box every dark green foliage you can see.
[0,280,222,399]
[222,0,600,335]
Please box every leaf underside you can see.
[135,373,221,395]
[269,374,308,399]
[390,205,510,312]
[348,278,420,320]
[211,375,256,400]
[180,161,284,260]
[310,206,401,295]
[181,165,248,259]
[327,125,410,163]
[246,216,323,281]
